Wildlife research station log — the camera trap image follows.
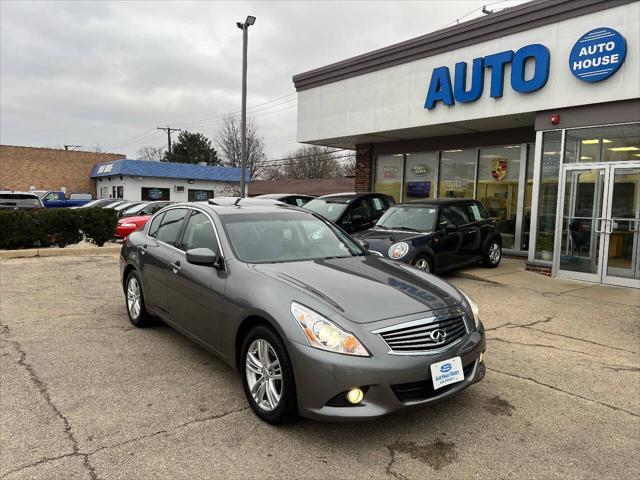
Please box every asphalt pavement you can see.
[1,255,638,479]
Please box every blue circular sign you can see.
[569,27,627,82]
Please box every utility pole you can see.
[157,126,182,161]
[236,15,256,197]
[64,145,81,151]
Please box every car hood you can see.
[356,228,432,249]
[118,215,150,225]
[252,256,461,324]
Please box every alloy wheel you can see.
[414,258,431,272]
[127,277,141,320]
[489,243,501,264]
[245,339,283,412]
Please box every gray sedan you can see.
[119,201,486,424]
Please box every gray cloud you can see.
[1,0,521,159]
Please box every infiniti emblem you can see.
[430,329,447,343]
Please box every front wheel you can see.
[125,271,154,327]
[482,240,502,268]
[413,254,433,273]
[241,325,298,424]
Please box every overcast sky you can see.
[0,0,525,160]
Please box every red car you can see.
[115,215,152,239]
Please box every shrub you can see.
[0,207,118,250]
[79,208,118,247]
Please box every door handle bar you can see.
[170,262,182,273]
[594,217,607,233]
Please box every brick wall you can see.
[0,145,125,196]
[354,144,373,193]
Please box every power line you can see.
[157,126,182,159]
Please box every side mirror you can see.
[445,224,458,233]
[186,248,222,269]
[357,239,370,250]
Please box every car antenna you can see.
[234,197,241,206]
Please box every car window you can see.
[377,206,437,231]
[179,211,219,253]
[439,205,470,228]
[294,197,308,207]
[149,203,168,214]
[0,194,41,208]
[371,196,386,213]
[147,213,165,238]
[351,198,372,219]
[304,197,351,221]
[45,192,62,201]
[156,209,187,245]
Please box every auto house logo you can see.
[569,27,627,82]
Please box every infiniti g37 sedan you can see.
[120,200,486,423]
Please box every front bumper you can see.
[288,323,486,421]
[115,225,137,239]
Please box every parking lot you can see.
[1,253,639,479]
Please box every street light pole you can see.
[237,15,255,198]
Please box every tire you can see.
[413,254,434,273]
[482,239,502,268]
[241,325,298,424]
[124,271,154,327]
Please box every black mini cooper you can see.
[354,199,502,274]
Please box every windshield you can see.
[0,194,41,208]
[223,211,364,263]
[304,196,352,221]
[376,206,438,232]
[122,202,150,215]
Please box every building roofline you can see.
[292,0,634,91]
[0,144,125,156]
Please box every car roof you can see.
[0,191,39,197]
[395,198,477,207]
[167,198,306,217]
[256,193,314,199]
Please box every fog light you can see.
[480,351,485,363]
[346,388,364,404]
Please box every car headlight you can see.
[459,289,480,328]
[290,302,369,356]
[388,242,409,259]
[120,222,138,228]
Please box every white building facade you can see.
[293,0,640,287]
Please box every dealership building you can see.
[91,159,246,202]
[293,0,640,287]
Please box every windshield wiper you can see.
[389,226,421,232]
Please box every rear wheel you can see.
[482,240,502,268]
[413,254,433,273]
[241,325,297,424]
[125,271,154,327]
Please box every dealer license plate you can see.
[430,356,464,390]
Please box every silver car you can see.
[119,200,486,424]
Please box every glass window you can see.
[535,131,562,261]
[147,213,165,238]
[439,205,470,227]
[476,145,522,249]
[522,144,535,250]
[142,187,171,201]
[304,196,351,222]
[371,196,386,213]
[377,206,437,232]
[438,149,476,198]
[374,155,403,202]
[564,123,640,163]
[403,152,437,201]
[156,208,187,246]
[223,212,364,263]
[466,203,487,222]
[179,211,219,252]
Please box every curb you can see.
[0,245,121,259]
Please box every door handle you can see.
[139,245,148,255]
[594,218,607,233]
[170,261,182,273]
[629,220,640,232]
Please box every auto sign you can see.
[569,27,627,82]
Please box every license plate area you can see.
[430,356,465,390]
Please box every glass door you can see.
[555,166,607,283]
[602,165,640,288]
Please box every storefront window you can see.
[438,149,475,198]
[476,145,521,249]
[522,144,535,250]
[403,152,437,201]
[374,155,403,202]
[564,123,640,163]
[535,131,562,261]
[141,187,171,201]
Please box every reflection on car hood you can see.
[253,256,460,323]
[118,215,151,225]
[355,228,432,247]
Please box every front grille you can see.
[374,313,468,354]
[391,361,475,402]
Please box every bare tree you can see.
[216,114,266,179]
[268,145,347,180]
[136,146,165,161]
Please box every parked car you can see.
[255,193,315,206]
[120,200,486,424]
[113,201,145,218]
[115,202,174,239]
[103,200,129,209]
[0,191,44,210]
[74,199,119,209]
[120,201,172,219]
[33,191,94,208]
[354,199,502,273]
[303,192,395,234]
